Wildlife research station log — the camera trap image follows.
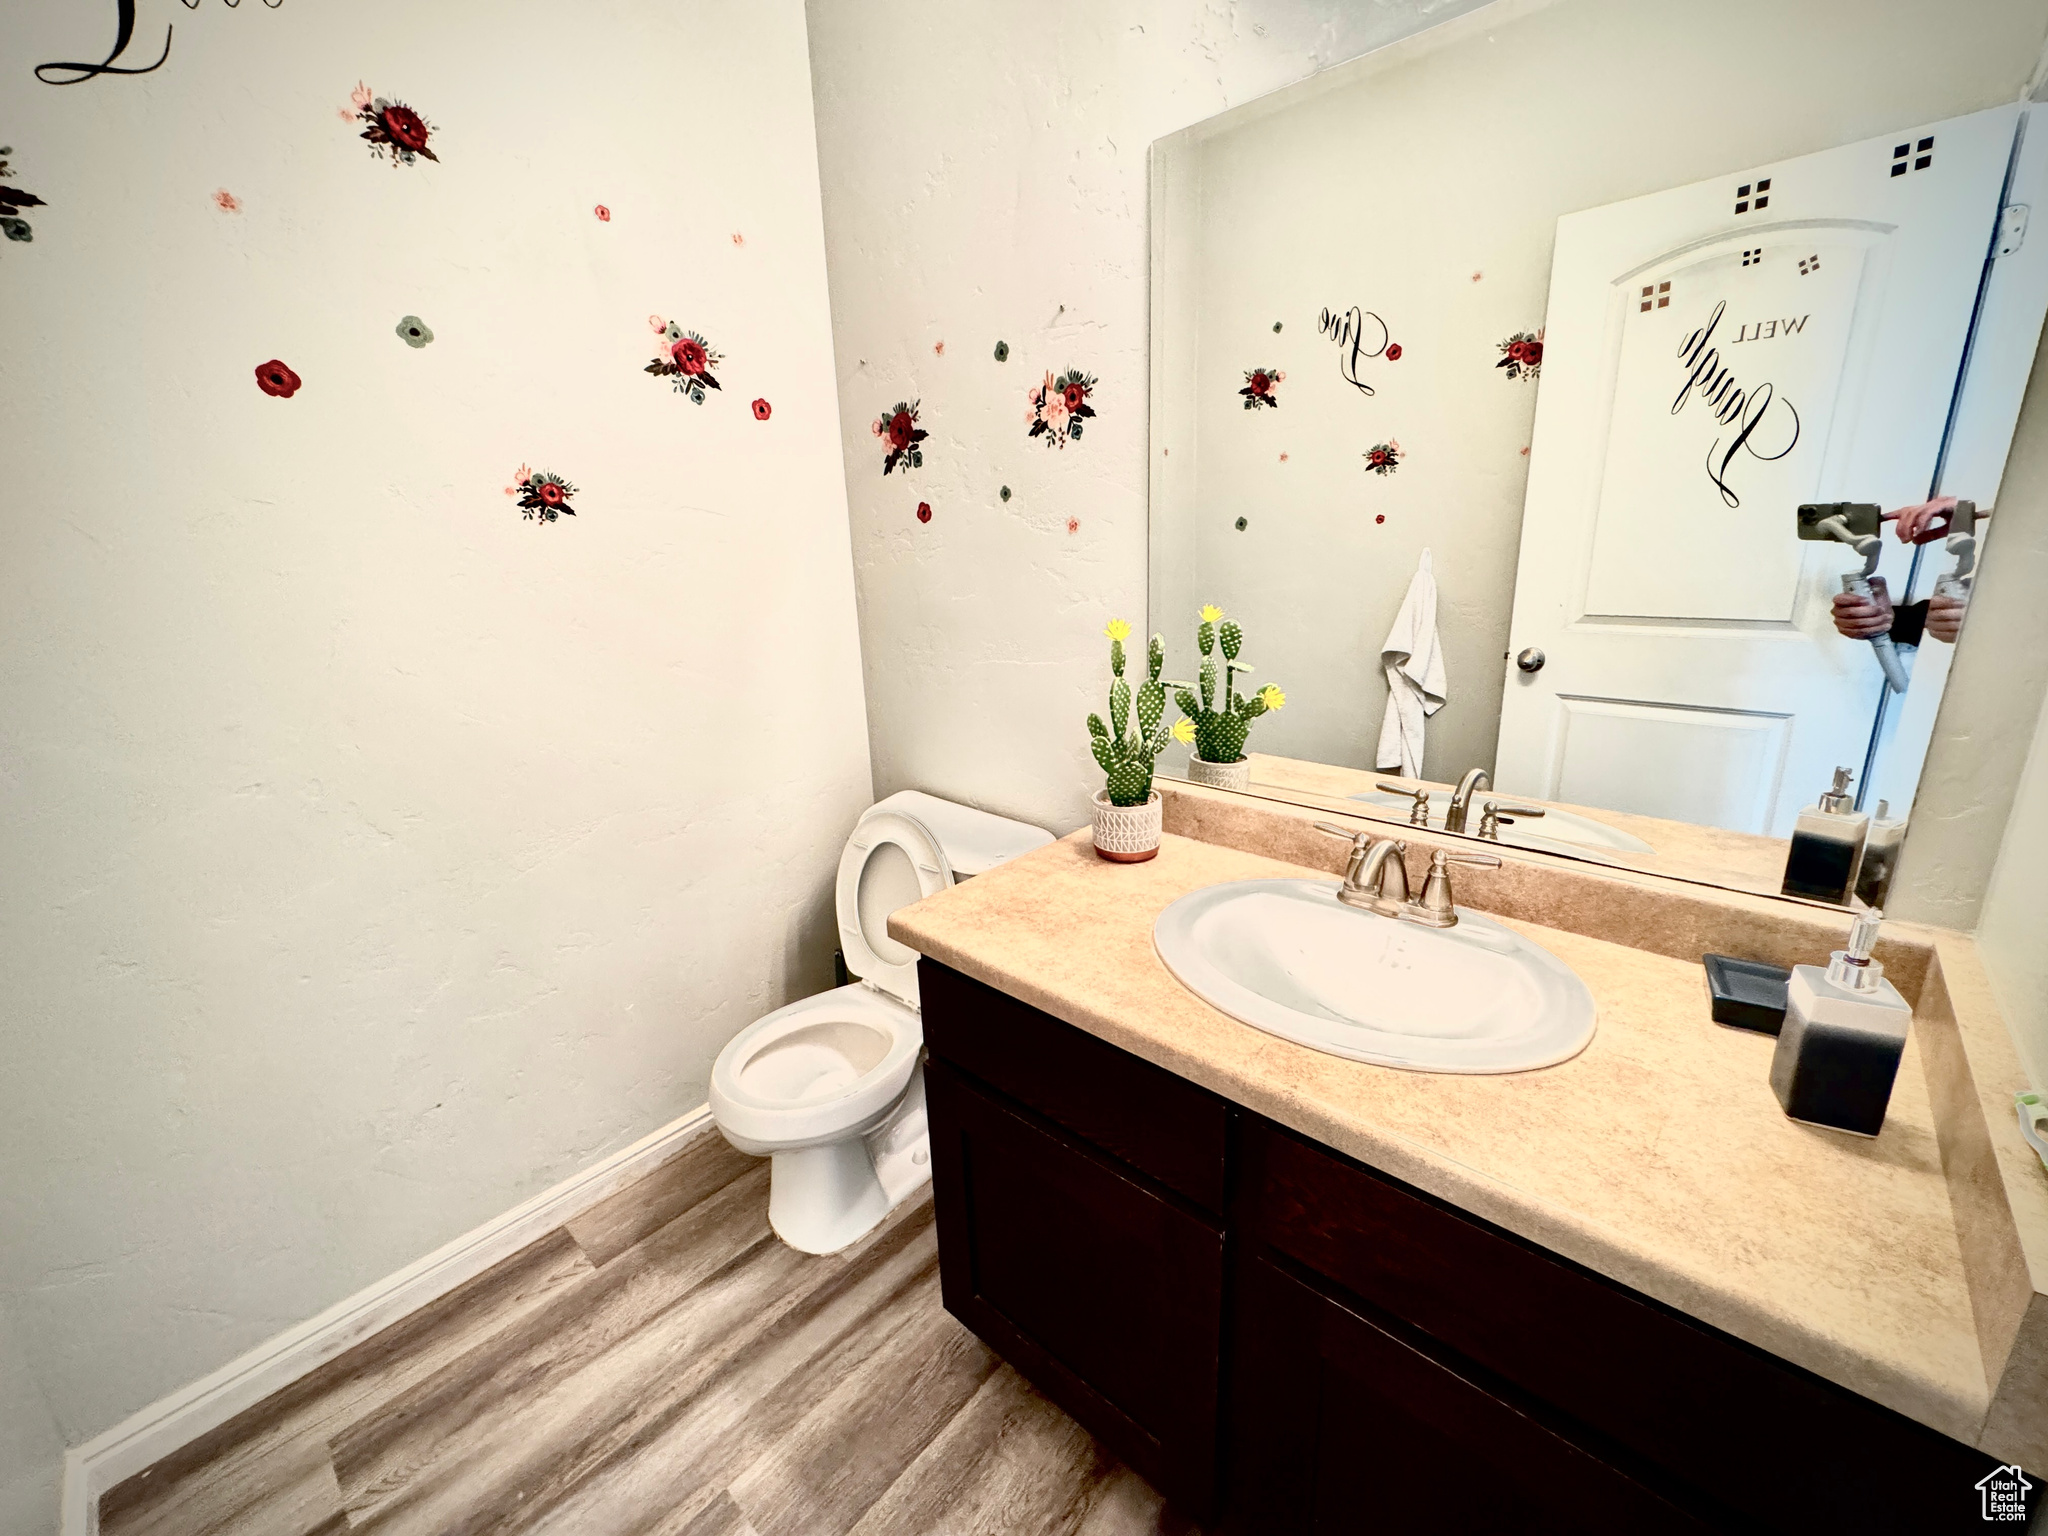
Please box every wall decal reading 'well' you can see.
[1319,305,1389,396]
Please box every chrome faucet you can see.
[1444,768,1492,834]
[1312,824,1499,926]
[1312,823,1410,912]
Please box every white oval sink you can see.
[1348,791,1654,858]
[1154,880,1596,1073]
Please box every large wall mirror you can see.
[1148,0,2048,907]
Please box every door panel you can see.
[1552,695,1791,834]
[1499,105,2018,837]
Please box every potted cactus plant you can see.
[1088,620,1189,862]
[1168,604,1285,792]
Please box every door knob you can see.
[1516,648,1546,673]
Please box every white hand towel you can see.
[1376,548,1449,777]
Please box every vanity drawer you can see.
[918,960,1230,1214]
[1239,1117,1996,1534]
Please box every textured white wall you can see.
[0,1,867,1526]
[1978,693,2048,1088]
[805,0,1486,836]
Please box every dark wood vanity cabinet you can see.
[918,960,2001,1534]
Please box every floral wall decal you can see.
[1385,342,1403,361]
[395,315,433,348]
[1497,328,1543,381]
[645,317,724,402]
[993,340,1009,362]
[351,83,438,166]
[212,189,241,213]
[254,360,302,398]
[1028,368,1097,447]
[916,501,932,523]
[1,148,47,246]
[751,398,772,421]
[873,400,926,474]
[999,485,1011,502]
[593,204,610,222]
[509,465,577,523]
[1238,366,1284,410]
[1363,439,1403,476]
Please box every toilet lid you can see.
[836,808,952,1007]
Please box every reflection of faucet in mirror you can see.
[1375,782,1432,827]
[1477,800,1548,842]
[1445,768,1491,834]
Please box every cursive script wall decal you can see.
[1672,299,1801,508]
[36,0,282,87]
[1318,305,1388,396]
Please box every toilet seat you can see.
[710,984,923,1155]
[836,807,952,1007]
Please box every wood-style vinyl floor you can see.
[100,1128,1199,1536]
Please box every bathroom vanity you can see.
[894,804,2048,1532]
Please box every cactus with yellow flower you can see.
[1089,619,1188,806]
[1167,604,1285,767]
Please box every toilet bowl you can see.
[708,791,1053,1254]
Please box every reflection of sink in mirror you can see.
[1153,880,1596,1073]
[1348,791,1654,859]
[1148,6,2048,905]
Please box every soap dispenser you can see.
[1780,767,1869,905]
[1853,800,1906,910]
[1770,911,1910,1137]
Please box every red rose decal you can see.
[254,360,302,398]
[380,105,431,153]
[1385,343,1403,361]
[751,398,772,421]
[888,410,915,450]
[671,337,710,375]
[1375,514,1386,524]
[537,481,564,507]
[916,501,932,523]
[1249,371,1271,395]
[1497,329,1544,381]
[1062,382,1087,411]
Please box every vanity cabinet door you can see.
[1227,1250,1718,1535]
[925,1056,1225,1517]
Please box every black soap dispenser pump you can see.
[1770,911,1911,1137]
[1780,767,1869,905]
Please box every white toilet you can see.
[709,791,1053,1255]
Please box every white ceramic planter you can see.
[1092,789,1162,863]
[1186,754,1251,792]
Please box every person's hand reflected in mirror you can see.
[1831,575,1895,640]
[1828,498,1974,647]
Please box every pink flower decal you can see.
[212,189,241,213]
[751,398,772,421]
[594,204,611,222]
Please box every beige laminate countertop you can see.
[891,830,1989,1444]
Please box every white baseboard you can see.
[59,1103,717,1536]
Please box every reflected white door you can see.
[1496,105,2016,838]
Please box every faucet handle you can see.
[1408,847,1499,927]
[1376,783,1433,826]
[1312,820,1373,848]
[1477,800,1546,840]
